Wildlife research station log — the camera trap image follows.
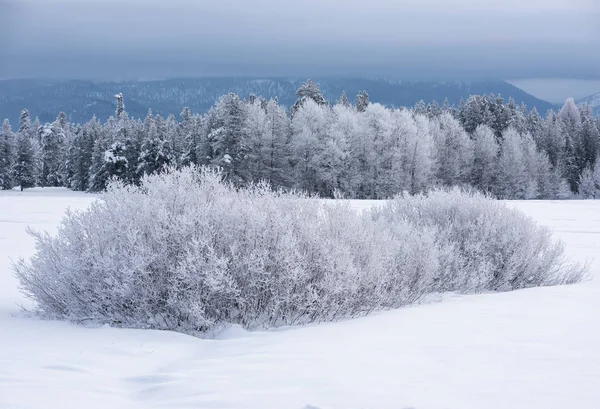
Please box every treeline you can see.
[1,79,599,199]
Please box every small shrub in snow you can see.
[14,167,585,334]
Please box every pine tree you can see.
[68,123,95,191]
[40,117,66,187]
[426,100,442,118]
[414,100,426,115]
[356,90,370,113]
[0,119,15,190]
[209,93,250,183]
[13,129,37,191]
[291,79,328,116]
[337,91,351,108]
[115,93,125,119]
[137,113,174,178]
[179,107,198,166]
[88,117,112,192]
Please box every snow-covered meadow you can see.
[1,188,599,409]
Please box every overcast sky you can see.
[1,0,599,81]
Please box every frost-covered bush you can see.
[371,188,584,292]
[14,168,584,334]
[15,166,439,332]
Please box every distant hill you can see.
[578,92,600,116]
[0,78,558,125]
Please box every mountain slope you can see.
[0,78,557,125]
[578,92,600,116]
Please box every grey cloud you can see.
[1,0,599,80]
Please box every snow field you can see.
[1,189,599,409]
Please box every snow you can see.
[1,189,599,409]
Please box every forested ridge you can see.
[1,79,599,199]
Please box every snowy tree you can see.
[291,79,328,116]
[579,166,597,199]
[88,117,114,192]
[67,123,95,191]
[337,91,351,108]
[209,93,250,183]
[244,98,290,187]
[432,112,473,187]
[426,100,442,119]
[331,103,361,196]
[471,125,498,194]
[13,129,37,191]
[495,128,528,199]
[407,114,435,194]
[115,93,125,119]
[414,100,426,115]
[137,111,175,177]
[40,117,66,187]
[290,99,332,194]
[179,107,199,166]
[356,90,370,113]
[0,120,15,190]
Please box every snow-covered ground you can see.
[1,189,599,409]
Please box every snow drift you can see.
[13,166,585,334]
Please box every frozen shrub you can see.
[14,168,585,334]
[14,166,438,332]
[371,188,584,292]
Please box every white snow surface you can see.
[1,189,599,409]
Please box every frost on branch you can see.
[14,167,585,334]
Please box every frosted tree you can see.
[290,99,332,194]
[337,91,351,108]
[578,166,597,199]
[40,117,66,187]
[137,111,174,177]
[460,95,484,134]
[209,93,250,183]
[67,123,95,191]
[244,98,290,186]
[522,133,551,199]
[495,128,528,199]
[13,128,37,191]
[491,95,509,138]
[408,114,435,194]
[115,93,125,119]
[164,114,183,166]
[579,158,600,199]
[426,100,442,118]
[239,99,269,182]
[414,100,427,115]
[432,112,473,187]
[576,106,599,174]
[506,97,527,134]
[356,90,370,113]
[88,117,114,192]
[526,107,543,144]
[558,98,582,191]
[0,119,15,190]
[179,107,199,166]
[357,103,393,198]
[331,102,361,196]
[471,124,498,194]
[18,109,33,139]
[291,79,328,116]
